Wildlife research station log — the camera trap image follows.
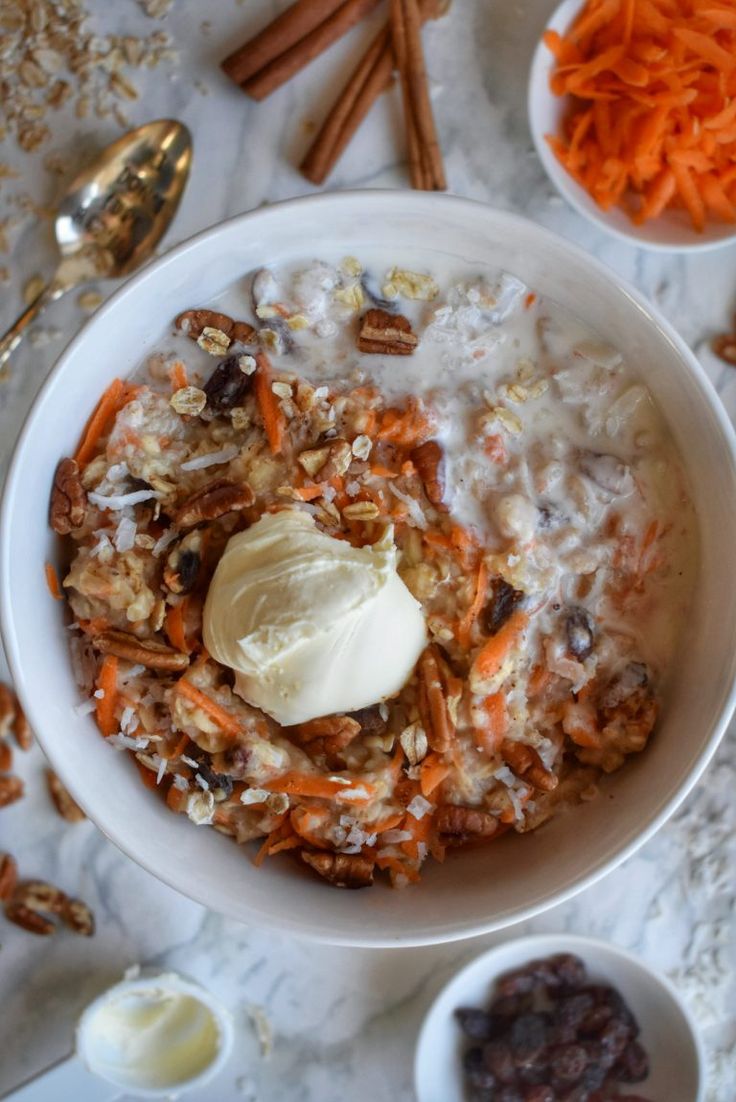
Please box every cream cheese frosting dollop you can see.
[203,510,427,725]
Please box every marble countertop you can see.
[0,2,735,1100]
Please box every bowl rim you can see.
[413,932,706,1101]
[2,189,736,946]
[527,0,736,254]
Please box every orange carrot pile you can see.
[544,0,736,231]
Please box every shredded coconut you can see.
[88,488,159,511]
[113,514,137,553]
[153,528,178,557]
[406,795,433,820]
[72,698,97,717]
[181,444,239,471]
[388,483,427,529]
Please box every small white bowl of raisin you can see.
[414,934,704,1102]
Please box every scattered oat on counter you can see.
[246,1003,273,1059]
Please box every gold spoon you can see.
[0,118,192,377]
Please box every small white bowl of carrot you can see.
[528,0,736,251]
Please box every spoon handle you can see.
[0,280,67,379]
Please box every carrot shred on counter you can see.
[74,378,135,468]
[44,561,62,600]
[544,0,736,231]
[254,352,285,456]
[95,655,119,737]
[175,679,240,736]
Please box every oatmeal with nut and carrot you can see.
[50,256,696,890]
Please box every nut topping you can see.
[92,630,189,671]
[0,775,24,808]
[418,645,455,753]
[12,878,66,914]
[294,715,361,768]
[0,853,18,901]
[4,901,55,935]
[46,769,86,822]
[435,804,499,846]
[357,308,418,355]
[174,479,255,530]
[50,457,87,535]
[410,440,446,510]
[301,850,374,889]
[175,308,257,345]
[501,739,559,793]
[61,897,95,936]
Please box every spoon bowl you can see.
[0,118,192,375]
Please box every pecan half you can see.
[164,529,203,594]
[50,457,87,535]
[46,770,86,822]
[174,479,254,529]
[0,741,11,772]
[0,853,17,901]
[13,879,66,914]
[713,332,736,367]
[203,355,254,413]
[301,850,374,889]
[294,715,361,769]
[61,897,95,936]
[0,775,24,808]
[175,308,257,345]
[501,740,558,793]
[0,682,13,740]
[411,440,446,510]
[92,630,189,671]
[418,645,455,753]
[435,804,499,846]
[357,308,418,355]
[12,701,31,751]
[4,901,55,935]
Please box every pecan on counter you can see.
[4,901,55,936]
[61,897,95,936]
[174,479,255,530]
[0,775,24,808]
[0,853,18,901]
[91,629,189,671]
[411,440,447,510]
[175,308,257,346]
[435,804,499,846]
[301,850,375,889]
[46,769,87,823]
[357,308,418,355]
[50,457,87,535]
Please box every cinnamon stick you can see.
[302,0,441,186]
[221,0,347,87]
[391,0,446,190]
[225,0,383,102]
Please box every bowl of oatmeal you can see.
[2,192,735,945]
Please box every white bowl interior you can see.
[3,193,736,945]
[414,934,704,1102]
[528,0,736,252]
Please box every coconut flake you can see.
[493,765,517,787]
[119,663,146,684]
[153,528,178,557]
[181,755,199,769]
[89,489,159,511]
[155,755,167,785]
[114,514,137,553]
[406,794,433,819]
[180,444,239,471]
[107,733,150,751]
[105,462,130,483]
[73,698,97,717]
[195,773,210,791]
[172,774,189,791]
[381,829,413,844]
[388,484,428,529]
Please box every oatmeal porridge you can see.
[49,254,696,889]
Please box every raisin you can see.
[552,993,594,1033]
[565,609,595,661]
[509,1013,548,1065]
[613,1040,649,1083]
[490,994,529,1016]
[177,549,200,592]
[495,1089,524,1102]
[598,1017,632,1059]
[549,1045,588,1083]
[481,578,524,637]
[463,1046,497,1091]
[549,954,587,991]
[523,1088,555,1102]
[456,1008,498,1041]
[496,967,539,999]
[578,1061,607,1091]
[203,355,252,413]
[579,1001,613,1035]
[484,1040,517,1084]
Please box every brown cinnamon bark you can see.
[391,0,446,190]
[221,0,347,87]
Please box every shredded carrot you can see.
[74,379,132,468]
[265,771,377,803]
[375,853,421,883]
[162,733,189,761]
[253,817,289,867]
[253,352,285,455]
[562,697,601,749]
[290,484,324,501]
[544,0,736,231]
[95,655,118,737]
[166,783,188,812]
[471,610,529,683]
[134,758,159,789]
[475,692,508,754]
[368,811,406,833]
[165,602,191,654]
[457,560,488,647]
[170,360,188,391]
[176,679,240,736]
[484,434,508,464]
[524,292,538,309]
[376,398,433,449]
[290,805,331,847]
[44,561,62,600]
[419,753,450,797]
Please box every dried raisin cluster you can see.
[456,954,651,1102]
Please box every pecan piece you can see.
[92,630,189,671]
[301,850,374,889]
[174,479,254,529]
[501,740,558,793]
[0,775,24,808]
[357,308,418,355]
[50,457,87,535]
[46,769,86,822]
[0,682,13,740]
[435,804,499,846]
[203,355,254,413]
[61,897,95,936]
[347,706,385,736]
[0,741,11,772]
[13,879,66,914]
[0,853,18,901]
[713,331,736,367]
[164,529,203,594]
[482,578,524,636]
[12,701,32,751]
[411,440,446,510]
[175,308,257,345]
[4,901,55,935]
[294,715,361,769]
[418,645,455,753]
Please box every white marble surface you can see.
[1,1,735,1100]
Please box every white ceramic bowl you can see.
[2,192,736,946]
[415,934,705,1101]
[528,0,736,252]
